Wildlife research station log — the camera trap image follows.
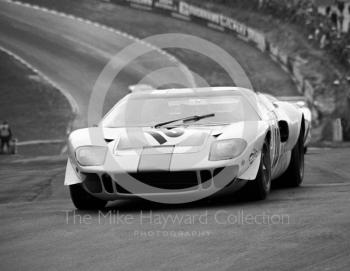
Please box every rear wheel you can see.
[280,125,305,187]
[69,183,107,210]
[244,140,271,200]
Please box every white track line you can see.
[16,139,65,146]
[302,183,350,187]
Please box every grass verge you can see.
[0,51,73,153]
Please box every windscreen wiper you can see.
[154,113,215,129]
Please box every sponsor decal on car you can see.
[249,149,259,165]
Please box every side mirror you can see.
[278,120,289,143]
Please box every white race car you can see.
[65,87,306,209]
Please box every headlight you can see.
[75,146,107,166]
[296,101,306,108]
[209,139,247,161]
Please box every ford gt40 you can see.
[65,87,306,209]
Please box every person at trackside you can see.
[0,121,13,154]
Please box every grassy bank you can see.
[0,51,72,146]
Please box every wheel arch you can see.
[277,102,304,151]
[238,128,270,181]
[265,130,271,146]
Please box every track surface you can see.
[0,1,350,271]
[1,148,350,271]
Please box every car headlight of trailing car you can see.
[209,139,247,161]
[75,146,107,166]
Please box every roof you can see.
[128,86,255,98]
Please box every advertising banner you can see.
[178,1,248,38]
[126,0,153,6]
[178,1,220,26]
[153,0,178,13]
[247,28,266,52]
[220,15,247,37]
[117,0,154,10]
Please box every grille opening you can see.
[102,174,114,193]
[200,170,212,189]
[84,173,102,193]
[213,167,225,177]
[213,167,234,188]
[115,182,131,194]
[113,171,199,193]
[130,171,198,190]
[113,174,134,194]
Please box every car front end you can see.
[65,87,267,205]
[65,123,265,203]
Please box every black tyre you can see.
[69,183,107,210]
[281,125,305,187]
[244,140,271,200]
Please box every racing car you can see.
[65,87,306,209]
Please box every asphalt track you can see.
[1,147,350,271]
[0,1,350,271]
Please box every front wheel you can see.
[244,141,271,200]
[69,183,107,210]
[280,126,305,187]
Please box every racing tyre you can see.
[281,125,305,187]
[245,140,271,200]
[69,183,107,210]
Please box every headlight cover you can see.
[75,146,107,166]
[209,139,247,161]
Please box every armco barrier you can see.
[247,27,266,52]
[110,0,317,116]
[111,0,263,49]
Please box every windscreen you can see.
[102,94,260,128]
